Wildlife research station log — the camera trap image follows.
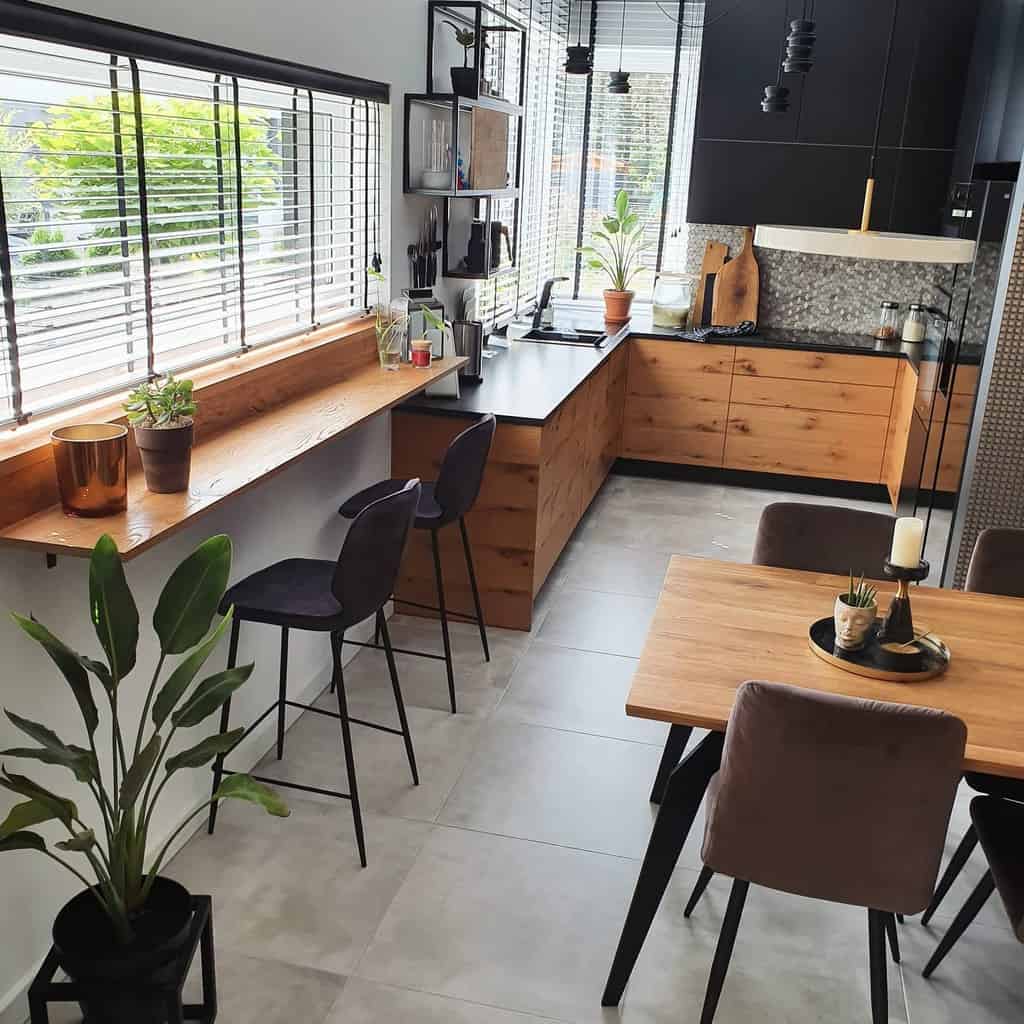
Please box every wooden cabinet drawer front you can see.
[953,364,980,396]
[628,339,735,399]
[729,375,894,417]
[622,397,728,466]
[724,404,888,482]
[734,347,898,387]
[923,422,969,493]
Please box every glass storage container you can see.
[652,273,695,329]
[901,303,927,343]
[874,301,900,341]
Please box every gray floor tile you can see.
[165,797,431,976]
[325,977,564,1023]
[536,586,658,658]
[495,642,666,745]
[437,720,662,859]
[560,542,673,597]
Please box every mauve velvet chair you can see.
[920,527,1024,939]
[695,681,965,1024]
[339,413,497,714]
[207,480,422,867]
[649,501,897,806]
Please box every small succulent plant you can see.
[442,19,477,67]
[124,376,196,428]
[842,572,878,608]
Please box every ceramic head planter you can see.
[834,574,878,651]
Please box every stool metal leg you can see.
[684,865,715,918]
[459,516,490,663]
[868,909,888,1024]
[332,631,366,867]
[922,870,995,978]
[699,879,749,1024]
[379,611,418,785]
[208,617,241,835]
[430,528,457,714]
[276,627,289,760]
[885,912,901,963]
[922,825,978,925]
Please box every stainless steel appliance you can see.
[452,320,485,382]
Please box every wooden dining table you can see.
[602,555,1024,1007]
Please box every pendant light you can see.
[565,0,593,76]
[755,0,976,264]
[607,0,630,94]
[761,1,791,113]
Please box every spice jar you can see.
[652,272,695,329]
[874,301,900,341]
[902,303,927,343]
[411,338,433,368]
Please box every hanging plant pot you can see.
[133,420,194,493]
[450,66,477,97]
[603,288,634,325]
[52,877,195,1024]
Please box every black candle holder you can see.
[878,558,929,645]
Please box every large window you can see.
[0,14,387,427]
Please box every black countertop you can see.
[401,306,980,425]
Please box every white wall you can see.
[0,1,434,1018]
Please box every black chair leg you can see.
[331,631,366,867]
[685,865,715,918]
[276,627,289,760]
[379,611,418,785]
[208,618,240,835]
[922,870,995,978]
[430,528,457,714]
[885,912,901,964]
[922,825,978,926]
[650,724,693,804]
[699,879,749,1024]
[459,516,490,663]
[868,909,888,1024]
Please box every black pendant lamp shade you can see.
[565,44,593,75]
[608,70,631,94]
[761,84,790,112]
[782,18,817,73]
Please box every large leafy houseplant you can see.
[0,533,288,947]
[578,189,646,325]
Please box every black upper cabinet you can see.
[687,0,980,230]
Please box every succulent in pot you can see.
[834,572,879,651]
[442,19,479,96]
[124,376,196,494]
[578,189,646,325]
[1,533,288,1024]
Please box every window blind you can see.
[0,10,387,427]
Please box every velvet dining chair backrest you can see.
[965,527,1024,598]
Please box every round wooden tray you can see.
[808,618,950,682]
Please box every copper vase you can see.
[51,424,128,517]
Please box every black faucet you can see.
[532,276,569,329]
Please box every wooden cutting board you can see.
[712,226,759,326]
[691,240,728,327]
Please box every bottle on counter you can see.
[901,303,927,343]
[874,301,900,341]
[652,272,695,329]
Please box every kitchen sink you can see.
[520,327,608,348]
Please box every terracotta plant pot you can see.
[134,422,194,493]
[52,876,194,1024]
[603,288,635,325]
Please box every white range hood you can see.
[754,224,976,265]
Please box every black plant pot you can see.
[133,421,194,493]
[52,877,195,1024]
[450,66,477,97]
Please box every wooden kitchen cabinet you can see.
[881,360,919,508]
[622,339,734,466]
[733,347,898,388]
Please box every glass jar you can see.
[874,301,900,341]
[652,272,695,329]
[902,303,927,343]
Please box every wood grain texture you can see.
[391,411,542,632]
[730,375,895,417]
[692,240,729,327]
[0,353,465,560]
[734,346,899,387]
[627,556,1024,779]
[881,360,918,508]
[724,403,888,482]
[711,226,759,326]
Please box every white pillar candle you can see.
[890,516,925,568]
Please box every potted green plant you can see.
[578,189,646,325]
[368,268,448,369]
[442,19,478,96]
[834,572,879,651]
[124,376,196,494]
[1,533,287,1023]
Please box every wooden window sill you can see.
[0,318,466,560]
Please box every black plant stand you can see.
[28,896,217,1024]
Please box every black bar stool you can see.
[207,479,422,867]
[338,413,496,714]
